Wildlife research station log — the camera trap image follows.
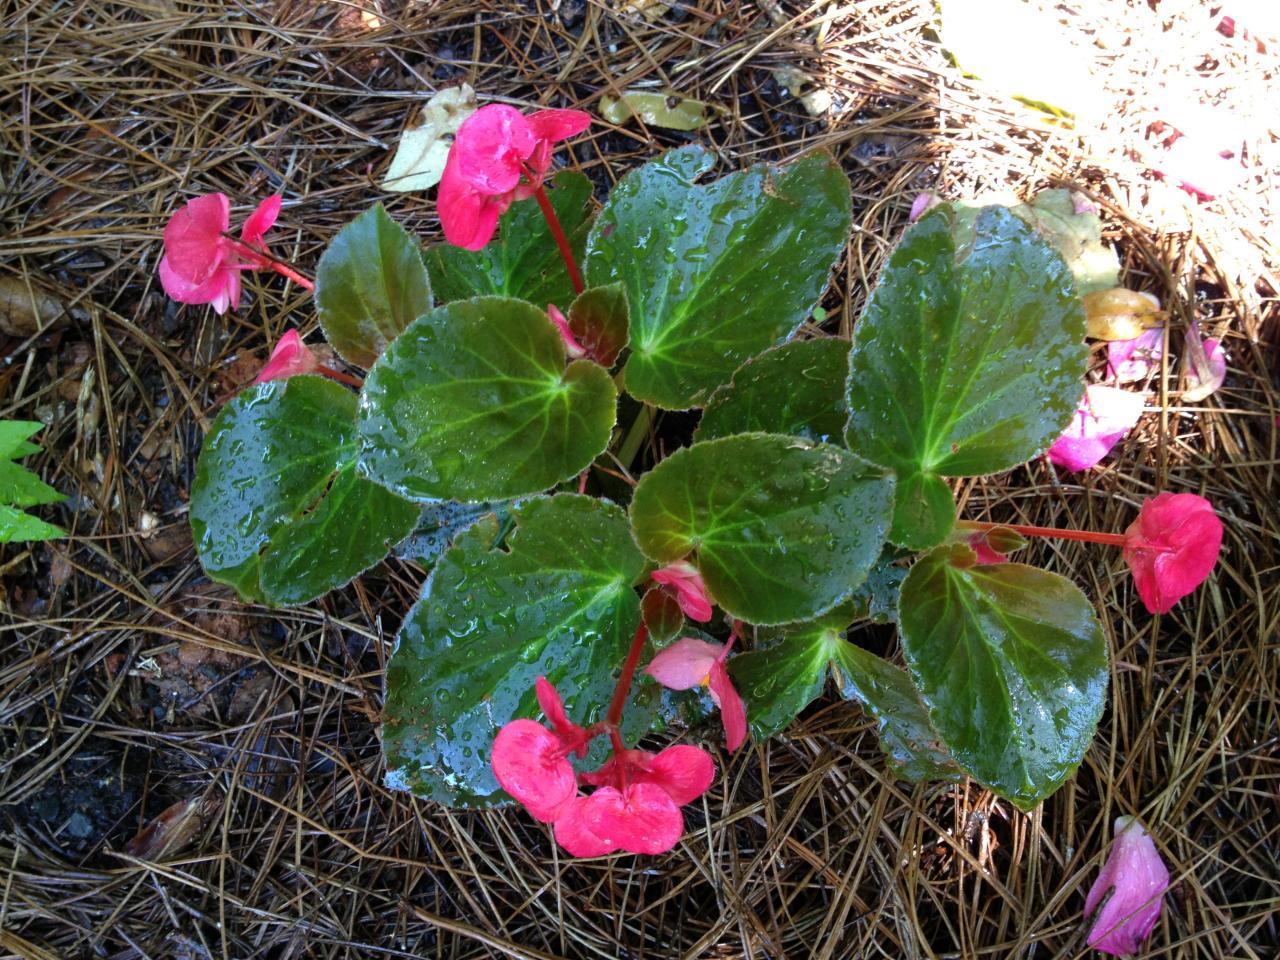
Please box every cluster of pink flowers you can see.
[158,193,282,315]
[438,104,590,250]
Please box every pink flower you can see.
[909,192,939,221]
[967,533,1007,565]
[158,193,282,314]
[1122,493,1222,614]
[581,745,716,805]
[1183,336,1226,402]
[1084,817,1170,956]
[438,104,591,250]
[1048,385,1145,472]
[645,637,747,752]
[1107,327,1165,383]
[252,330,320,385]
[650,561,713,622]
[547,304,586,359]
[490,677,592,821]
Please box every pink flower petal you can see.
[163,193,231,286]
[650,561,713,622]
[909,192,938,221]
[525,108,592,145]
[1084,817,1170,956]
[491,719,577,822]
[1183,337,1226,402]
[1048,385,1145,472]
[252,329,320,385]
[967,533,1007,565]
[241,194,282,246]
[553,796,617,857]
[452,104,535,195]
[547,304,586,359]
[1123,493,1222,614]
[535,675,591,757]
[645,745,716,805]
[1107,327,1165,383]
[708,663,747,753]
[583,783,684,855]
[437,150,509,251]
[644,637,721,690]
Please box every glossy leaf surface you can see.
[393,499,510,564]
[630,434,894,625]
[424,171,593,309]
[357,297,617,502]
[382,495,645,805]
[316,205,433,368]
[845,205,1087,548]
[696,338,850,444]
[585,146,851,409]
[898,543,1107,808]
[191,377,419,605]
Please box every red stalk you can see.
[317,365,363,389]
[606,622,649,729]
[956,520,1146,551]
[530,183,584,296]
[269,261,315,292]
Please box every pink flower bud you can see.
[1122,493,1222,614]
[650,561,713,622]
[252,330,320,385]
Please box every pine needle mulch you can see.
[1,1,1276,957]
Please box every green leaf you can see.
[0,503,65,542]
[641,586,683,645]
[845,205,1087,549]
[898,543,1107,808]
[695,338,850,444]
[629,434,894,626]
[357,297,617,502]
[0,421,65,542]
[424,171,594,309]
[1013,190,1119,296]
[585,146,852,409]
[567,283,629,368]
[190,377,419,606]
[393,499,511,565]
[729,620,841,739]
[846,550,909,623]
[831,643,964,783]
[381,494,645,805]
[316,205,433,368]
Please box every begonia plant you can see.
[171,102,1223,860]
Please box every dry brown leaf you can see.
[0,276,65,337]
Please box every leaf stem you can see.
[530,182,585,296]
[615,403,653,468]
[317,365,363,389]
[606,621,649,729]
[957,519,1131,549]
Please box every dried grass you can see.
[0,0,1276,957]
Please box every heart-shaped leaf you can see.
[357,297,617,502]
[191,377,419,606]
[424,170,594,309]
[382,494,645,805]
[695,338,850,444]
[315,205,433,368]
[898,543,1107,808]
[845,205,1087,549]
[629,434,894,626]
[567,283,629,368]
[585,146,852,409]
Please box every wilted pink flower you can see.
[158,193,281,314]
[650,561,713,622]
[1183,336,1226,402]
[438,104,591,250]
[1107,327,1165,383]
[1084,816,1170,955]
[1048,385,1145,472]
[1122,493,1222,614]
[547,304,586,359]
[645,637,747,752]
[252,330,320,385]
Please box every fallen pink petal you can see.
[1107,327,1165,383]
[1084,816,1170,956]
[1182,336,1226,402]
[1048,385,1145,472]
[1122,492,1223,614]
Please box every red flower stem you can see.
[530,183,584,296]
[606,621,649,729]
[317,365,363,389]
[957,520,1132,550]
[270,261,315,292]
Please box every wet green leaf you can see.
[585,146,852,409]
[845,205,1087,549]
[381,495,645,805]
[629,434,894,626]
[190,377,419,606]
[831,643,964,783]
[729,623,839,740]
[695,338,850,445]
[567,283,629,368]
[316,205,433,368]
[394,499,511,565]
[0,423,65,543]
[845,550,909,623]
[424,171,594,310]
[357,297,617,502]
[641,587,684,645]
[898,543,1107,808]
